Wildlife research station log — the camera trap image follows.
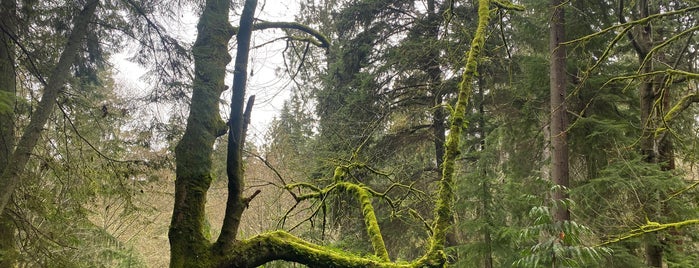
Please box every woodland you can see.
[0,0,698,267]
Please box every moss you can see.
[429,0,492,255]
[598,219,699,246]
[337,182,390,261]
[170,0,233,267]
[334,166,348,181]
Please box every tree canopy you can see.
[0,0,698,267]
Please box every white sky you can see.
[111,0,303,146]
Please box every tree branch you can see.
[243,21,331,48]
[217,0,258,249]
[597,219,699,247]
[661,93,699,125]
[220,231,425,267]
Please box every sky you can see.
[111,0,303,146]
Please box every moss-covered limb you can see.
[636,25,699,77]
[335,182,390,261]
[286,182,324,193]
[600,69,699,91]
[663,180,699,202]
[429,0,492,255]
[492,0,524,10]
[170,0,233,266]
[0,0,99,215]
[662,93,699,123]
[216,230,441,268]
[597,219,699,247]
[563,5,699,46]
[666,69,699,79]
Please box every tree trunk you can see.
[0,1,17,265]
[626,0,663,265]
[0,0,98,216]
[550,0,570,223]
[169,0,233,266]
[216,0,257,251]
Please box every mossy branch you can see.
[636,25,699,78]
[336,182,390,261]
[492,0,524,11]
[662,93,699,123]
[597,219,699,247]
[563,5,699,46]
[428,0,493,255]
[562,5,698,103]
[221,231,420,267]
[600,69,699,91]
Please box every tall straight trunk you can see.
[550,0,569,223]
[0,0,17,266]
[0,0,98,216]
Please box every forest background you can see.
[0,0,698,267]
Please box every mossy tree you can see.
[168,0,524,266]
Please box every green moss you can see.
[337,182,390,261]
[429,0,492,255]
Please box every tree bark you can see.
[0,0,98,215]
[169,0,233,266]
[216,0,257,251]
[0,0,17,266]
[550,0,570,223]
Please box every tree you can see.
[549,0,569,226]
[0,0,194,265]
[168,0,524,266]
[0,0,17,265]
[0,0,99,216]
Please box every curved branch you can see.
[663,93,699,123]
[232,21,331,48]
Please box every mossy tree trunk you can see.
[169,0,233,266]
[169,0,520,266]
